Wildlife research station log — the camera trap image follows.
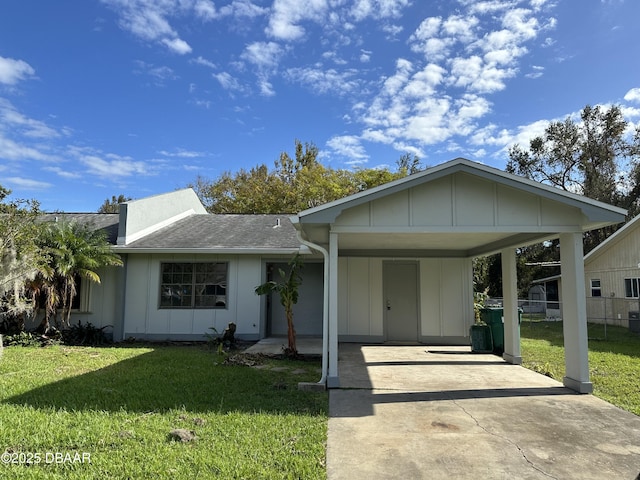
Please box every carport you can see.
[291,158,626,393]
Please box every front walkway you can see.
[328,344,640,479]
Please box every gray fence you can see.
[489,297,639,330]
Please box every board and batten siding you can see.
[122,253,262,341]
[337,257,473,343]
[584,219,640,325]
[334,172,583,230]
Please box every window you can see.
[160,263,228,308]
[625,278,640,298]
[590,279,602,297]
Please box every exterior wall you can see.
[23,266,124,336]
[585,224,640,327]
[268,262,323,336]
[122,253,264,341]
[333,172,583,230]
[337,256,473,343]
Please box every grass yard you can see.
[521,320,640,415]
[0,344,328,479]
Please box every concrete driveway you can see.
[328,344,640,480]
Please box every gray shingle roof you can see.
[39,213,120,244]
[123,214,301,250]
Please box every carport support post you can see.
[559,232,593,394]
[501,247,522,364]
[327,231,340,388]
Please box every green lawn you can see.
[521,320,640,415]
[0,344,328,479]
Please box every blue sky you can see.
[1,0,639,212]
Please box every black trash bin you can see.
[629,311,640,334]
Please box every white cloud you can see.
[5,177,53,190]
[218,0,268,19]
[100,0,193,54]
[194,0,217,20]
[69,146,151,178]
[326,135,369,162]
[43,166,82,179]
[214,72,244,91]
[284,67,360,95]
[0,133,56,162]
[0,56,35,85]
[161,37,192,55]
[0,99,62,139]
[133,61,178,85]
[158,149,204,158]
[241,42,284,71]
[624,88,640,104]
[191,56,217,69]
[350,0,411,21]
[266,0,328,41]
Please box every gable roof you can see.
[115,214,302,254]
[39,213,120,244]
[584,214,640,264]
[295,158,627,228]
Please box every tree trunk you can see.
[286,307,297,355]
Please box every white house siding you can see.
[122,253,263,341]
[23,266,123,336]
[337,256,473,344]
[420,258,474,341]
[584,220,640,327]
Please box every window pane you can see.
[162,262,228,309]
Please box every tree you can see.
[507,104,640,253]
[255,255,303,356]
[190,139,423,214]
[33,220,123,333]
[98,194,132,213]
[0,186,43,328]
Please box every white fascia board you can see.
[112,247,305,255]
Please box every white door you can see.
[384,262,419,342]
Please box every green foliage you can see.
[190,139,423,214]
[97,194,131,213]
[2,331,43,347]
[0,185,43,318]
[507,104,640,253]
[256,255,304,356]
[32,220,123,332]
[61,321,112,346]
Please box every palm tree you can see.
[255,255,303,356]
[34,220,123,333]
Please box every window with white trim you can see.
[624,277,640,298]
[590,279,601,297]
[160,263,228,308]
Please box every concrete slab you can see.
[243,336,323,356]
[328,344,640,480]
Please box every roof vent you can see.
[274,218,281,228]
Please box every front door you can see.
[384,262,419,342]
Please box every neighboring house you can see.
[583,214,640,329]
[29,158,626,393]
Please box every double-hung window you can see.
[625,277,640,298]
[590,279,602,297]
[160,262,228,308]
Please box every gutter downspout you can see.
[294,225,329,388]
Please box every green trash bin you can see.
[469,324,493,353]
[480,307,505,355]
[480,307,522,355]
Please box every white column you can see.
[327,231,340,388]
[501,247,522,364]
[560,232,592,393]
